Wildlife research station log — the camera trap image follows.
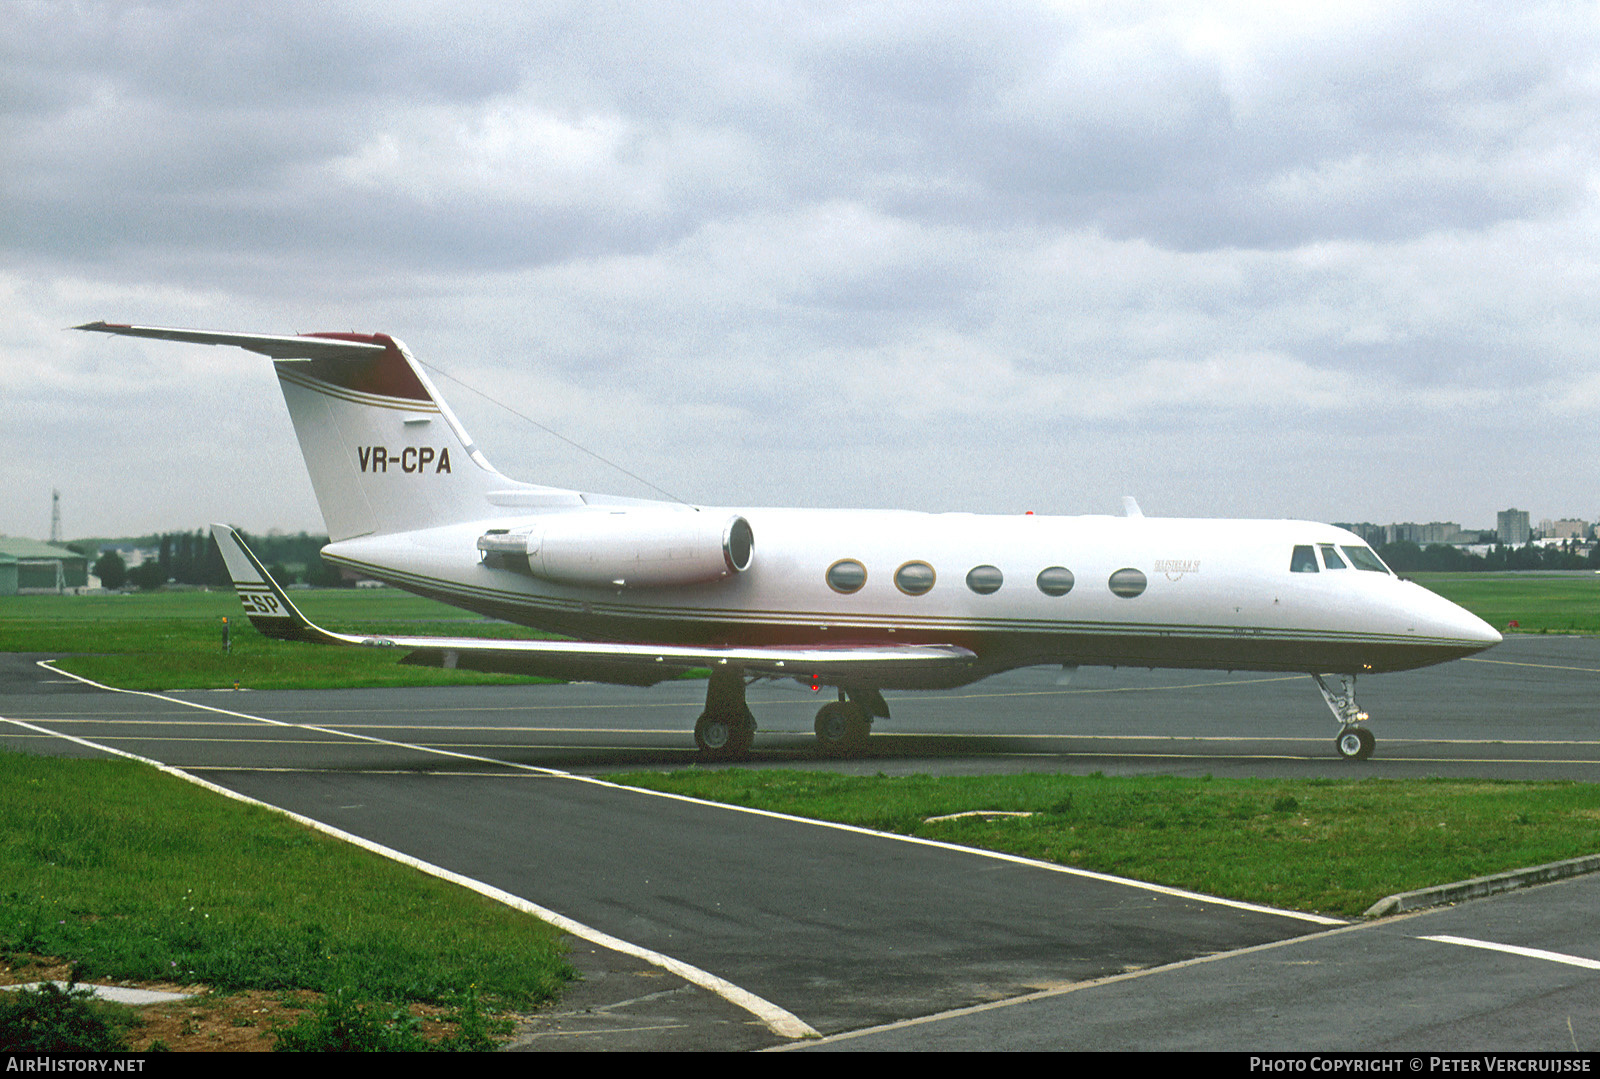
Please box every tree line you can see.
[86,530,352,590]
[1377,540,1600,573]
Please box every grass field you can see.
[0,746,571,1050]
[0,588,562,691]
[614,770,1600,917]
[1408,572,1600,635]
[4,575,1598,1047]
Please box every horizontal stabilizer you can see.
[77,322,387,362]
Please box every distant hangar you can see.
[0,537,89,595]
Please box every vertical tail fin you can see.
[270,331,518,539]
[78,323,581,539]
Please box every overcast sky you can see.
[5,1,1599,540]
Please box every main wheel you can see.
[1335,726,1375,762]
[696,710,754,760]
[814,701,870,756]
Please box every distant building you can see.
[1497,509,1531,546]
[1542,519,1589,540]
[0,537,90,595]
[1333,523,1387,547]
[1381,522,1467,546]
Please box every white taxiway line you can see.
[775,922,1600,1050]
[1420,935,1600,971]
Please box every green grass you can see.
[0,747,572,1008]
[0,589,562,691]
[614,770,1600,916]
[0,981,138,1052]
[268,983,510,1052]
[1410,572,1600,635]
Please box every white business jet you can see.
[79,321,1501,762]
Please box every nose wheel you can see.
[1336,725,1375,761]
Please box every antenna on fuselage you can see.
[1122,496,1144,518]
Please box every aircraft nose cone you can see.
[1423,588,1502,651]
[1456,615,1503,653]
[1467,613,1503,648]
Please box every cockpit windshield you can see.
[1290,543,1393,575]
[1340,545,1392,574]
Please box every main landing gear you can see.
[1314,673,1374,762]
[693,673,887,760]
[814,697,871,755]
[814,687,889,757]
[694,668,756,760]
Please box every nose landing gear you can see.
[1314,673,1374,762]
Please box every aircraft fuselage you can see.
[323,507,1498,690]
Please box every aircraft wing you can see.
[209,525,977,687]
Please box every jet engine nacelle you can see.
[478,510,754,588]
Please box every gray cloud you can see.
[5,1,1600,538]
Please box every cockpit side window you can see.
[1340,545,1391,573]
[1319,544,1347,569]
[1291,545,1318,573]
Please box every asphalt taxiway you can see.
[2,635,1597,1050]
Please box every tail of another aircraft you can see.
[78,323,581,540]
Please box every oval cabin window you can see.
[1036,566,1075,596]
[965,565,1003,595]
[826,559,867,594]
[1108,567,1147,598]
[894,561,937,596]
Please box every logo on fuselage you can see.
[358,446,452,474]
[1154,559,1200,581]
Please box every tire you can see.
[814,701,870,756]
[1336,726,1375,762]
[695,710,754,759]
